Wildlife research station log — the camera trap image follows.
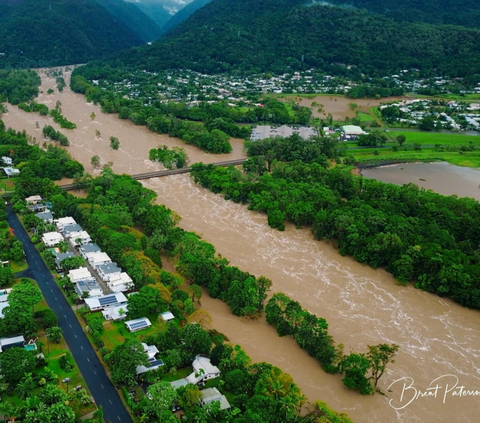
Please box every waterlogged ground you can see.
[3,68,480,423]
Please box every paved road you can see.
[6,207,133,423]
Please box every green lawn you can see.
[388,131,480,146]
[0,177,16,193]
[356,111,374,122]
[162,366,193,382]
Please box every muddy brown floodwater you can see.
[4,68,480,423]
[362,162,480,201]
[2,68,246,176]
[283,95,407,121]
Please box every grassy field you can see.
[0,177,16,194]
[356,111,375,122]
[387,131,480,145]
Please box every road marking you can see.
[81,346,83,350]
[117,416,121,421]
[109,399,112,405]
[50,289,53,292]
[64,314,67,319]
[69,324,72,328]
[87,357,90,362]
[55,297,57,301]
[101,384,105,390]
[94,370,97,375]
[75,334,77,338]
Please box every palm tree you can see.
[14,373,35,400]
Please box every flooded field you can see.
[1,67,246,176]
[4,68,480,423]
[282,95,406,121]
[362,162,480,201]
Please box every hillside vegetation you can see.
[96,0,162,42]
[0,0,143,68]
[98,0,480,77]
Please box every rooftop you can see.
[97,262,121,274]
[68,267,92,281]
[63,224,84,234]
[85,292,127,310]
[200,387,231,410]
[79,243,101,254]
[35,211,53,221]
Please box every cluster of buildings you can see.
[90,67,480,110]
[1,156,20,178]
[379,99,480,131]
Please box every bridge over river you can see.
[59,158,247,190]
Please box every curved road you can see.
[6,207,132,423]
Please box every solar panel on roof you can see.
[129,321,148,330]
[98,296,117,306]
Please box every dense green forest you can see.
[97,0,480,77]
[190,135,480,310]
[95,0,162,42]
[0,0,143,68]
[0,69,40,104]
[328,0,480,28]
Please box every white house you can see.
[55,217,76,232]
[0,335,25,353]
[102,304,128,321]
[75,279,103,298]
[1,157,12,166]
[200,387,231,410]
[3,167,20,178]
[68,267,92,283]
[136,343,164,375]
[186,355,221,385]
[159,311,175,322]
[63,224,83,235]
[84,292,127,311]
[0,302,9,318]
[125,317,151,333]
[106,272,133,292]
[42,232,64,247]
[66,231,91,247]
[86,252,112,269]
[79,243,101,258]
[97,262,122,282]
[0,288,11,303]
[25,195,42,204]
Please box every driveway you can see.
[6,207,133,423]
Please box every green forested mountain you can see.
[0,0,143,68]
[96,0,480,77]
[95,0,162,42]
[328,0,480,28]
[161,0,212,34]
[125,0,173,28]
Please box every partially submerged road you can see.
[7,207,132,423]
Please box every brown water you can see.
[4,69,480,423]
[286,95,406,121]
[2,67,246,176]
[362,162,480,201]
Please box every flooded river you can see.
[362,162,480,201]
[3,69,480,423]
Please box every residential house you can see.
[79,243,101,259]
[84,292,127,311]
[25,195,42,205]
[55,217,76,232]
[172,355,221,388]
[63,224,84,236]
[74,279,103,298]
[54,251,75,271]
[42,232,64,247]
[65,231,91,247]
[3,167,20,178]
[125,317,151,333]
[0,335,25,353]
[35,210,54,223]
[159,311,175,322]
[86,252,112,269]
[97,262,121,282]
[68,267,93,283]
[106,272,133,292]
[136,343,164,375]
[200,387,231,410]
[102,304,128,321]
[1,157,12,166]
[0,288,11,303]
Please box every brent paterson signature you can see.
[387,374,480,410]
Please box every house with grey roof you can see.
[75,278,103,298]
[54,251,75,271]
[79,243,101,258]
[200,387,231,410]
[97,262,122,282]
[35,210,54,223]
